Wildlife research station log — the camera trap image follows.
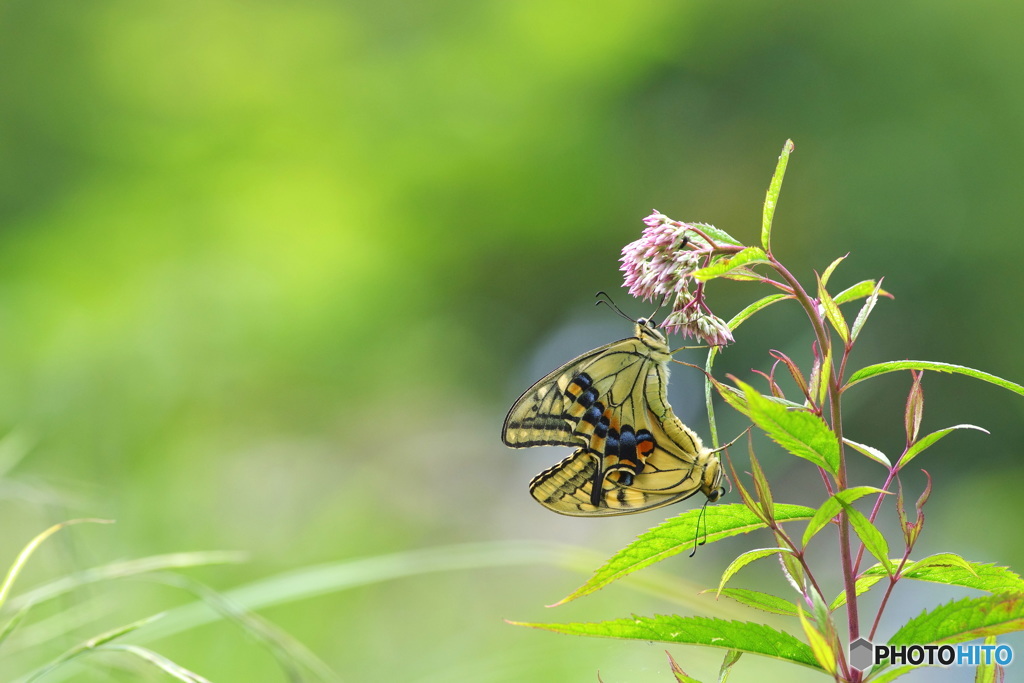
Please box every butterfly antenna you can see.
[648,293,670,325]
[594,291,634,323]
[689,498,710,558]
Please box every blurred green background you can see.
[1,0,1023,681]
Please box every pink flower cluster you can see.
[620,212,698,302]
[620,211,734,347]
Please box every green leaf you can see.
[770,351,810,402]
[974,636,1002,683]
[888,594,1024,646]
[829,575,885,611]
[762,140,794,252]
[797,606,837,675]
[833,279,891,305]
[691,222,743,248]
[727,294,789,333]
[896,478,912,547]
[802,487,888,547]
[820,255,846,287]
[721,446,769,525]
[778,550,807,594]
[748,450,775,523]
[906,552,977,577]
[861,556,1024,594]
[510,614,824,672]
[718,268,766,282]
[736,379,839,474]
[904,371,924,445]
[666,651,705,683]
[838,501,892,575]
[693,247,769,281]
[816,345,832,408]
[713,588,798,616]
[807,358,822,411]
[553,503,815,605]
[843,438,891,467]
[712,377,750,417]
[899,424,989,469]
[816,273,849,343]
[846,361,1024,397]
[718,649,742,683]
[717,548,791,597]
[850,279,884,342]
[848,505,894,575]
[807,585,835,644]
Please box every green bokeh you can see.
[1,1,1022,681]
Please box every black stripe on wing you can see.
[502,341,653,448]
[528,448,703,517]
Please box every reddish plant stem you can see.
[869,552,913,640]
[769,257,860,661]
[854,462,902,574]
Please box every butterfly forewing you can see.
[501,337,651,448]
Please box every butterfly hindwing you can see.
[527,385,708,516]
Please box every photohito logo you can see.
[849,638,1014,671]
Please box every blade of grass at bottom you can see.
[97,644,213,683]
[143,571,333,683]
[5,540,772,683]
[23,539,641,681]
[1,551,249,653]
[15,614,163,683]
[0,519,113,611]
[5,551,248,613]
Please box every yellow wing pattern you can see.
[502,319,724,516]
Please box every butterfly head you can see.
[701,453,726,503]
[634,317,671,354]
